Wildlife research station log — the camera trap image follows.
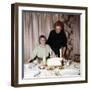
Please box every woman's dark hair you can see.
[54,20,64,33]
[39,35,47,44]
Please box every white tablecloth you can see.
[24,61,80,79]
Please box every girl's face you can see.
[40,37,46,46]
[55,26,62,34]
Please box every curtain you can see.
[22,11,80,63]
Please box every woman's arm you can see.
[46,30,53,45]
[62,47,66,57]
[62,32,67,57]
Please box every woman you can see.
[47,20,67,57]
[29,35,53,63]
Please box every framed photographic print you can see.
[11,3,88,87]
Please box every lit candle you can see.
[43,56,46,65]
[60,48,62,58]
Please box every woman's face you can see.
[40,37,46,46]
[55,26,62,34]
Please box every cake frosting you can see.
[47,57,63,66]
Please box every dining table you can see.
[24,59,80,79]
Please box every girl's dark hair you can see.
[54,20,64,32]
[39,35,47,44]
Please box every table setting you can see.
[24,58,80,79]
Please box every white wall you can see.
[0,0,89,90]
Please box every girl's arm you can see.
[47,45,56,58]
[29,47,38,63]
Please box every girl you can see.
[29,35,54,63]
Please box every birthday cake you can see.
[47,57,63,66]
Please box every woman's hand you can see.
[50,51,56,58]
